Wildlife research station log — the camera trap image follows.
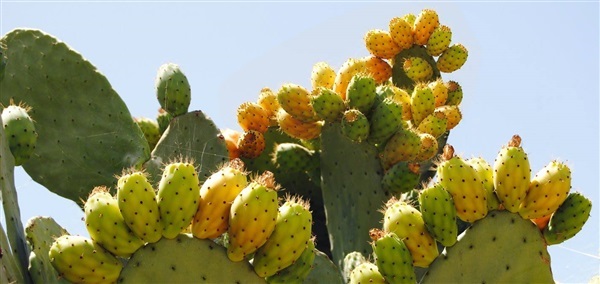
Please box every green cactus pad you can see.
[117,234,265,283]
[0,29,150,203]
[304,249,344,284]
[543,192,592,245]
[392,45,440,90]
[25,216,70,284]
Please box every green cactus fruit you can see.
[277,83,318,122]
[403,57,433,83]
[388,86,413,121]
[435,105,462,130]
[419,184,458,247]
[368,98,403,145]
[426,25,452,57]
[493,135,531,213]
[389,17,413,51]
[273,143,316,173]
[311,87,345,122]
[381,128,421,169]
[227,172,279,262]
[49,235,122,284]
[467,157,501,211]
[343,252,367,283]
[334,58,366,101]
[1,103,38,166]
[266,237,316,284]
[543,192,592,245]
[428,79,448,107]
[416,110,448,138]
[382,199,439,267]
[134,117,160,150]
[155,63,191,117]
[370,229,416,284]
[414,133,438,162]
[341,109,370,143]
[350,262,386,284]
[437,44,468,73]
[444,81,463,105]
[437,145,488,223]
[257,87,281,126]
[237,102,270,133]
[117,170,163,243]
[410,83,435,126]
[192,159,248,239]
[311,62,336,90]
[519,160,572,219]
[156,108,173,135]
[157,161,201,239]
[414,9,440,45]
[253,196,313,277]
[402,13,416,26]
[84,186,144,257]
[382,162,420,195]
[346,74,377,114]
[364,29,402,59]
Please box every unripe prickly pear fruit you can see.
[49,235,122,284]
[266,237,316,284]
[493,135,531,213]
[334,58,366,100]
[117,170,162,243]
[311,87,345,122]
[362,56,393,84]
[415,132,438,162]
[343,252,367,283]
[387,86,412,121]
[237,102,270,133]
[237,130,266,159]
[84,187,144,257]
[435,105,462,130]
[381,128,422,169]
[157,161,201,239]
[364,29,402,59]
[444,81,463,105]
[368,98,403,145]
[389,17,414,51]
[221,128,241,160]
[346,74,377,114]
[134,117,160,149]
[228,172,279,262]
[519,160,571,219]
[403,57,433,83]
[277,83,318,122]
[437,44,468,73]
[257,87,280,126]
[1,103,38,166]
[192,159,248,239]
[341,109,370,143]
[382,162,420,195]
[157,108,173,135]
[273,143,317,173]
[410,83,436,126]
[350,262,386,284]
[277,110,323,140]
[426,25,452,56]
[428,79,448,107]
[311,62,336,90]
[416,110,447,138]
[543,192,592,245]
[414,9,440,45]
[419,184,458,247]
[467,157,501,211]
[370,229,416,284]
[155,63,191,116]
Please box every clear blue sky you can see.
[2,2,598,283]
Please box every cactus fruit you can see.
[413,9,440,45]
[1,103,38,166]
[266,238,316,283]
[403,57,433,82]
[416,110,448,138]
[415,132,438,161]
[362,56,393,84]
[311,62,336,90]
[253,196,313,277]
[311,88,345,122]
[428,79,448,107]
[389,17,414,51]
[49,235,122,284]
[155,63,191,116]
[437,145,488,223]
[426,25,452,57]
[346,74,377,114]
[370,229,416,284]
[25,216,70,284]
[237,130,266,159]
[419,184,458,247]
[343,252,367,283]
[277,110,323,140]
[519,160,571,219]
[222,128,242,160]
[349,262,386,284]
[381,128,421,169]
[437,44,468,73]
[368,98,403,145]
[388,86,412,121]
[227,172,279,262]
[435,105,462,130]
[237,102,270,133]
[532,214,552,230]
[364,29,402,59]
[117,170,163,243]
[543,192,592,245]
[84,187,145,257]
[341,109,370,143]
[134,117,161,149]
[467,157,501,211]
[444,80,463,105]
[410,83,436,126]
[192,159,248,239]
[257,87,281,126]
[493,135,531,213]
[277,83,318,122]
[156,108,173,135]
[402,13,416,26]
[157,161,201,239]
[381,162,420,195]
[334,58,366,100]
[273,143,316,173]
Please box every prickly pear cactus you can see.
[25,216,70,284]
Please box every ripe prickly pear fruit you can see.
[237,130,266,159]
[389,17,414,51]
[382,162,420,195]
[134,117,160,149]
[467,157,501,211]
[117,170,162,243]
[532,214,552,230]
[437,145,488,222]
[363,56,393,84]
[519,160,571,219]
[257,87,280,126]
[311,87,345,122]
[277,109,323,140]
[403,13,416,26]
[435,105,462,130]
[277,83,318,122]
[334,58,366,100]
[415,132,438,161]
[382,199,439,267]
[493,135,531,213]
[426,25,452,56]
[341,109,370,143]
[410,83,436,126]
[437,44,468,73]
[273,143,317,173]
[368,98,403,145]
[155,63,191,116]
[253,196,313,277]
[266,237,316,284]
[444,80,463,105]
[416,110,448,138]
[221,128,241,160]
[157,108,173,135]
[1,103,38,166]
[350,262,386,284]
[370,229,416,284]
[387,86,412,121]
[382,128,422,169]
[413,9,440,45]
[428,79,448,107]
[403,57,433,82]
[364,29,402,59]
[157,161,201,239]
[84,186,144,257]
[228,172,279,262]
[237,102,270,133]
[311,62,336,90]
[49,235,122,284]
[343,252,367,283]
[543,192,592,245]
[192,159,248,239]
[346,74,377,114]
[419,184,458,247]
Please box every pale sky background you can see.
[1,1,598,283]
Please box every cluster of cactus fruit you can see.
[0,7,594,284]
